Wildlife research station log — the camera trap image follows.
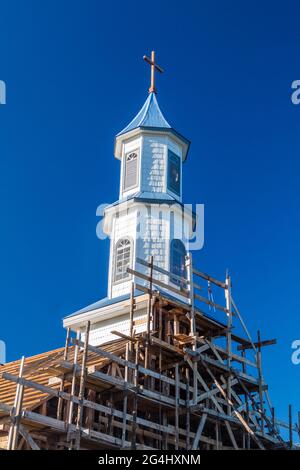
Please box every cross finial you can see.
[143,51,164,94]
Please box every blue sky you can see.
[0,0,299,425]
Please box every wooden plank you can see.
[194,293,230,315]
[289,404,293,449]
[128,267,189,298]
[193,267,227,289]
[7,355,25,450]
[185,367,190,450]
[1,389,176,438]
[225,421,239,450]
[75,321,90,449]
[121,343,129,448]
[89,368,181,407]
[174,364,179,450]
[196,378,238,404]
[22,409,145,449]
[150,336,183,355]
[135,282,152,295]
[191,413,207,449]
[67,330,80,442]
[256,330,264,436]
[237,338,277,352]
[145,255,154,371]
[72,338,189,391]
[110,330,137,342]
[186,253,198,406]
[184,347,260,387]
[56,327,70,420]
[129,281,135,353]
[201,339,258,369]
[19,424,40,450]
[136,257,189,286]
[202,361,255,437]
[186,355,264,451]
[2,372,61,398]
[231,296,257,351]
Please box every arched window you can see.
[114,238,132,282]
[170,239,187,286]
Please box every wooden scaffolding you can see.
[0,255,299,450]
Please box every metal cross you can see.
[143,50,164,94]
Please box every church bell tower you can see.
[64,52,194,346]
[103,51,192,299]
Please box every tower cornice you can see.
[114,127,190,162]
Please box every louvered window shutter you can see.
[124,152,138,190]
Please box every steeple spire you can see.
[143,50,164,94]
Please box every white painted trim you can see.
[63,295,149,330]
[103,199,194,237]
[107,216,116,298]
[115,128,189,161]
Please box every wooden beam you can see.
[110,330,137,342]
[289,404,293,449]
[237,338,277,351]
[174,364,179,450]
[136,257,189,286]
[192,267,227,289]
[7,355,25,450]
[57,327,70,420]
[191,413,207,449]
[19,424,40,450]
[67,330,80,443]
[194,292,231,315]
[121,343,129,448]
[128,267,189,298]
[74,321,90,449]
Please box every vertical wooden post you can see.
[185,366,190,450]
[257,330,264,435]
[131,340,139,450]
[186,253,197,404]
[186,253,195,337]
[241,349,250,430]
[215,421,220,450]
[67,330,80,445]
[271,407,275,431]
[225,272,232,416]
[7,356,25,450]
[175,364,179,450]
[162,411,168,449]
[158,300,163,450]
[129,282,135,356]
[85,389,96,429]
[121,342,129,448]
[242,431,246,450]
[75,321,91,449]
[145,255,154,371]
[57,327,70,420]
[107,392,114,436]
[174,313,179,336]
[289,404,293,449]
[158,301,163,371]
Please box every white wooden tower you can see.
[64,52,194,345]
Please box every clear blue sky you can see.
[0,1,299,425]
